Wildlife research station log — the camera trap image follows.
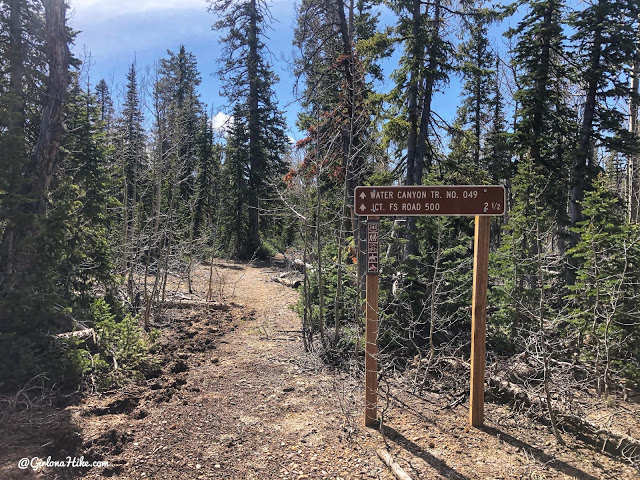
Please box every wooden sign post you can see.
[365,217,379,427]
[470,215,490,427]
[355,185,505,428]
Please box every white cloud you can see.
[70,0,206,17]
[211,111,233,134]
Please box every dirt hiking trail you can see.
[81,260,389,480]
[1,259,638,479]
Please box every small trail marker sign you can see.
[356,185,504,428]
[367,220,379,274]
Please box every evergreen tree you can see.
[0,0,75,386]
[95,78,114,133]
[448,6,496,175]
[51,74,116,311]
[492,156,558,344]
[568,176,640,389]
[219,104,250,256]
[483,59,512,184]
[507,0,575,222]
[292,0,388,344]
[0,0,49,281]
[385,0,454,256]
[157,46,202,233]
[114,61,146,300]
[567,0,640,260]
[192,110,222,240]
[210,0,289,257]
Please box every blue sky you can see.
[68,0,519,143]
[69,0,303,138]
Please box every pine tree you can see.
[51,74,115,310]
[567,0,640,264]
[95,78,114,133]
[114,61,146,300]
[568,175,640,390]
[445,6,500,184]
[292,0,388,344]
[0,0,73,386]
[219,104,250,256]
[385,0,454,256]
[158,46,202,233]
[210,0,289,257]
[483,60,512,184]
[0,0,49,280]
[492,155,558,344]
[192,110,222,240]
[508,0,575,221]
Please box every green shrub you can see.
[256,240,278,259]
[0,333,38,388]
[89,299,156,388]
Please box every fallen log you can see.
[273,276,303,288]
[54,328,97,349]
[487,375,640,463]
[488,375,538,409]
[377,448,413,480]
[558,413,640,460]
[291,258,313,272]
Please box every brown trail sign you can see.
[355,185,505,216]
[355,185,505,428]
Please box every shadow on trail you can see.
[381,424,470,480]
[0,401,101,480]
[481,426,600,480]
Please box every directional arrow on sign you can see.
[354,185,506,216]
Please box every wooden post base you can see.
[470,215,490,427]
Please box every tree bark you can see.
[0,0,70,281]
[568,1,603,284]
[629,56,640,223]
[569,6,603,226]
[403,0,422,258]
[24,0,70,210]
[247,0,261,252]
[405,0,441,258]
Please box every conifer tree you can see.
[115,62,146,300]
[446,6,497,183]
[492,156,557,343]
[193,110,222,240]
[51,75,115,310]
[568,0,640,249]
[0,0,73,385]
[210,0,289,257]
[386,0,453,256]
[158,46,202,234]
[219,104,250,256]
[483,60,512,184]
[568,176,640,390]
[508,0,574,221]
[95,78,114,133]
[292,0,385,343]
